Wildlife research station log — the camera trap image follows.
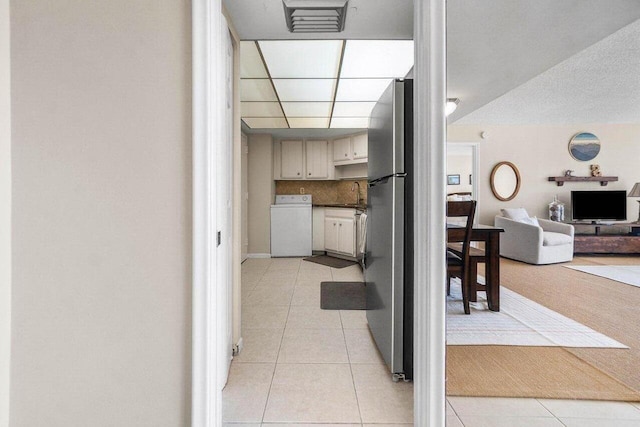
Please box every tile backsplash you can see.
[276,180,367,205]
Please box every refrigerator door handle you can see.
[368,172,407,187]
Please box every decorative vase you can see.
[548,195,564,222]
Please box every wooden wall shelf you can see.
[548,176,618,186]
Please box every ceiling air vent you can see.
[283,0,349,33]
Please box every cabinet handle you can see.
[339,223,342,227]
[344,153,348,157]
[354,152,357,155]
[297,172,300,175]
[308,172,311,175]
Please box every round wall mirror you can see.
[568,132,600,161]
[490,161,521,201]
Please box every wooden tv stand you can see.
[572,222,640,254]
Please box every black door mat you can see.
[320,281,367,310]
[303,255,358,269]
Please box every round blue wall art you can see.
[569,132,600,161]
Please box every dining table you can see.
[447,223,504,312]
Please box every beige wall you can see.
[1,0,11,424]
[248,134,274,255]
[448,124,640,225]
[447,153,473,194]
[10,1,191,426]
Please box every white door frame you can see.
[191,0,447,425]
[447,142,481,220]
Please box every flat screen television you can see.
[571,190,627,222]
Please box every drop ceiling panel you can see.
[241,79,278,101]
[281,102,333,117]
[240,41,268,78]
[258,40,343,78]
[272,79,337,101]
[332,102,377,117]
[288,117,331,128]
[340,40,414,78]
[335,78,393,101]
[241,102,283,117]
[330,117,369,128]
[243,117,289,128]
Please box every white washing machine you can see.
[270,194,313,257]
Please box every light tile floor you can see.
[224,257,640,426]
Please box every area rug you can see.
[320,281,366,310]
[303,255,358,269]
[446,278,627,348]
[564,265,640,288]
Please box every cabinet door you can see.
[281,140,304,179]
[352,133,368,160]
[324,217,339,252]
[337,217,356,256]
[306,140,329,179]
[333,137,351,162]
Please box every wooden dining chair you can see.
[447,243,485,303]
[446,200,477,315]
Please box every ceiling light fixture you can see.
[283,0,349,33]
[446,98,460,116]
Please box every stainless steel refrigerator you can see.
[365,79,413,381]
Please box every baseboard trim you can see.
[247,253,271,259]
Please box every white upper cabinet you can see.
[280,140,304,179]
[333,133,368,164]
[274,139,334,180]
[333,137,352,162]
[352,133,368,160]
[305,140,329,179]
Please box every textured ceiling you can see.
[455,19,640,125]
[446,0,640,122]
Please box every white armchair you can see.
[495,211,575,265]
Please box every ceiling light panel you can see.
[332,102,377,117]
[288,117,331,128]
[272,79,336,101]
[330,117,369,128]
[243,118,289,129]
[335,78,393,102]
[241,102,284,118]
[340,40,414,78]
[240,41,268,78]
[258,40,343,78]
[241,79,278,102]
[281,102,332,117]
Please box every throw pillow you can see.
[500,207,529,221]
[519,216,540,226]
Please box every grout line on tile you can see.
[341,302,364,425]
[258,258,290,423]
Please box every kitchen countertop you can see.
[313,203,367,210]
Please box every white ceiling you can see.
[223,0,413,40]
[225,0,640,129]
[455,19,640,125]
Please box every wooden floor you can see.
[446,256,640,401]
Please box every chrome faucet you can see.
[351,181,361,206]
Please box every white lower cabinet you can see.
[312,207,325,251]
[324,208,357,257]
